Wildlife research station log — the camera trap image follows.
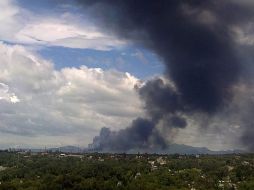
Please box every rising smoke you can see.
[75,0,254,151]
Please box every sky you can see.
[0,0,162,149]
[0,0,253,151]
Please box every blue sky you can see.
[9,0,164,79]
[0,0,166,149]
[39,46,164,79]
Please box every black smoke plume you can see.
[75,0,254,151]
[88,118,167,152]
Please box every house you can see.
[59,153,66,157]
[156,157,166,165]
[135,172,141,179]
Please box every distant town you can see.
[0,150,253,189]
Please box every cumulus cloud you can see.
[0,41,247,150]
[0,83,20,103]
[0,42,142,148]
[0,0,125,50]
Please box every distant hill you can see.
[11,144,245,155]
[10,146,84,153]
[49,146,83,153]
[85,143,245,155]
[161,144,245,155]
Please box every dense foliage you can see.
[0,151,253,190]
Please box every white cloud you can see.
[0,42,247,150]
[0,42,143,148]
[0,82,20,103]
[131,50,149,65]
[0,0,126,50]
[15,19,126,50]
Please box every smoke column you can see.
[74,0,254,151]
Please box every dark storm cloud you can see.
[73,0,254,151]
